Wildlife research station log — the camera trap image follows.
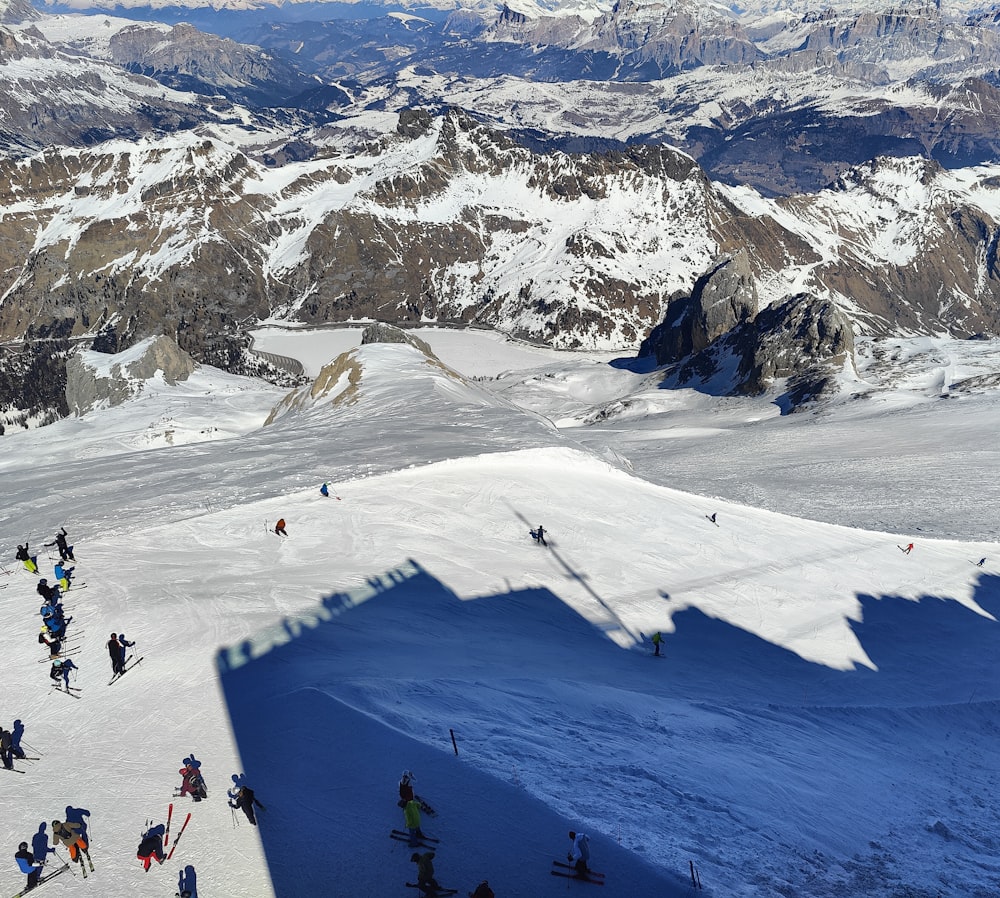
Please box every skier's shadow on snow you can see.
[178,865,198,898]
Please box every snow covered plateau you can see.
[1,326,999,898]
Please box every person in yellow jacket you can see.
[403,798,425,845]
[651,631,663,657]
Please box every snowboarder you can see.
[136,827,166,871]
[404,798,425,845]
[651,631,663,656]
[11,720,26,760]
[14,841,43,892]
[16,544,38,574]
[274,518,288,537]
[410,851,440,895]
[531,525,547,546]
[49,658,77,690]
[177,759,207,801]
[568,830,591,877]
[469,881,495,898]
[106,634,127,676]
[229,785,265,825]
[901,543,914,554]
[45,528,74,562]
[0,727,13,770]
[51,819,90,876]
[320,483,330,497]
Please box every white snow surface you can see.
[2,328,1000,898]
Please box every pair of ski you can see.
[551,860,605,885]
[164,803,192,860]
[108,655,144,686]
[9,862,70,897]
[404,885,457,896]
[50,684,81,699]
[390,829,439,849]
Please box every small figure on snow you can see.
[651,631,663,657]
[136,826,166,871]
[530,525,547,546]
[49,658,77,690]
[107,633,126,677]
[39,625,62,658]
[410,850,440,896]
[320,483,330,498]
[567,830,591,878]
[977,557,987,567]
[16,544,38,574]
[708,512,717,524]
[54,561,74,592]
[51,819,91,876]
[45,528,75,562]
[37,579,57,602]
[229,785,265,825]
[403,798,425,845]
[274,518,288,537]
[469,881,495,898]
[0,727,14,770]
[14,841,44,892]
[177,758,207,802]
[118,633,135,666]
[901,543,914,554]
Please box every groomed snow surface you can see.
[2,327,999,898]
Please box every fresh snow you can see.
[2,328,999,898]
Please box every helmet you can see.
[569,830,576,839]
[110,632,116,638]
[18,842,27,851]
[52,660,63,667]
[39,578,47,584]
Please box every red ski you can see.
[167,812,191,860]
[164,803,173,847]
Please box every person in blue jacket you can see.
[320,483,330,497]
[15,842,43,891]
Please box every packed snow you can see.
[1,327,999,898]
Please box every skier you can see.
[977,557,987,567]
[469,881,495,898]
[410,851,440,896]
[49,658,77,690]
[117,634,135,670]
[11,720,26,760]
[320,483,330,498]
[14,841,44,892]
[178,758,206,801]
[39,625,62,658]
[54,561,74,591]
[531,525,547,546]
[16,544,38,574]
[651,631,663,657]
[708,512,717,524]
[0,727,13,770]
[36,579,56,602]
[567,830,591,878]
[107,634,126,676]
[229,785,265,825]
[51,819,90,876]
[403,797,425,845]
[901,543,914,554]
[45,528,74,562]
[136,827,165,871]
[399,770,415,805]
[274,518,288,537]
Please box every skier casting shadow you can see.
[137,824,166,871]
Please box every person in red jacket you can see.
[274,519,288,537]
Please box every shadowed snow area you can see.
[1,331,999,898]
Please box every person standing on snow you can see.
[107,634,126,676]
[531,525,547,546]
[14,841,44,892]
[274,518,288,537]
[410,851,440,895]
[403,798,425,845]
[51,819,91,876]
[0,727,14,770]
[49,658,77,691]
[567,830,591,877]
[54,561,74,592]
[117,634,135,668]
[229,785,265,825]
[16,544,38,574]
[46,528,75,562]
[651,631,663,656]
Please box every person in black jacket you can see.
[107,634,126,676]
[0,728,13,770]
[46,528,74,562]
[136,828,165,872]
[230,786,265,825]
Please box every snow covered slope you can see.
[1,332,999,898]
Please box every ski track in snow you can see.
[0,329,999,898]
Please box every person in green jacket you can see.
[410,851,440,894]
[651,631,663,656]
[404,798,425,845]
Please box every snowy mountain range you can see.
[2,324,998,898]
